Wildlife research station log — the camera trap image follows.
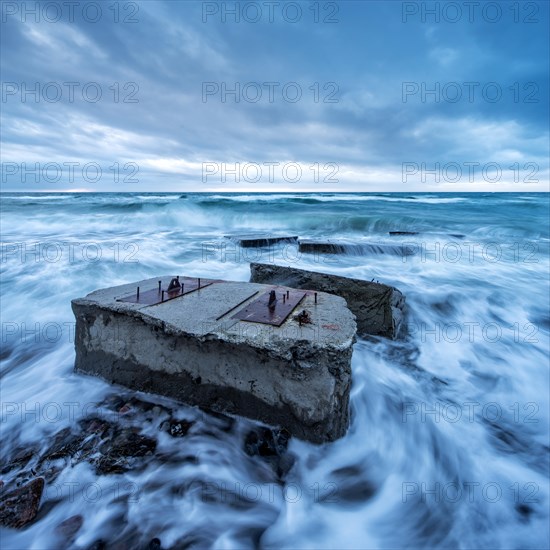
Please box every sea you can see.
[1,192,549,549]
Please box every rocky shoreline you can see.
[1,393,294,548]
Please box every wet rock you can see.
[98,394,127,412]
[148,538,163,550]
[105,429,157,456]
[87,540,107,550]
[95,429,156,475]
[79,417,114,437]
[516,503,533,522]
[161,419,194,438]
[244,427,295,478]
[40,428,85,462]
[329,465,378,504]
[0,477,44,528]
[0,447,36,475]
[55,514,84,542]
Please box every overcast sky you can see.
[1,0,548,191]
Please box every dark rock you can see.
[250,263,405,339]
[95,429,156,475]
[105,429,157,457]
[55,514,84,542]
[1,447,35,475]
[98,394,127,412]
[79,417,113,437]
[0,477,44,528]
[40,428,85,462]
[148,538,162,550]
[244,427,294,478]
[168,420,193,438]
[516,503,533,522]
[87,540,107,550]
[389,231,420,236]
[328,464,377,503]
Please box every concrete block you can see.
[249,263,405,339]
[72,277,356,444]
[225,234,298,247]
[298,239,415,257]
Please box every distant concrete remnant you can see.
[72,276,356,444]
[298,239,415,257]
[250,263,405,339]
[224,234,298,247]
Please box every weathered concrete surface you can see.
[72,277,356,444]
[250,263,405,339]
[225,234,298,247]
[298,239,415,257]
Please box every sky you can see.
[1,0,549,192]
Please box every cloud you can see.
[1,1,548,191]
[429,47,459,66]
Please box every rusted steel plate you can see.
[232,288,307,326]
[117,277,216,306]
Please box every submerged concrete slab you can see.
[72,276,356,444]
[298,239,415,257]
[250,263,405,339]
[225,234,298,248]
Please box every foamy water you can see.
[1,192,548,549]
